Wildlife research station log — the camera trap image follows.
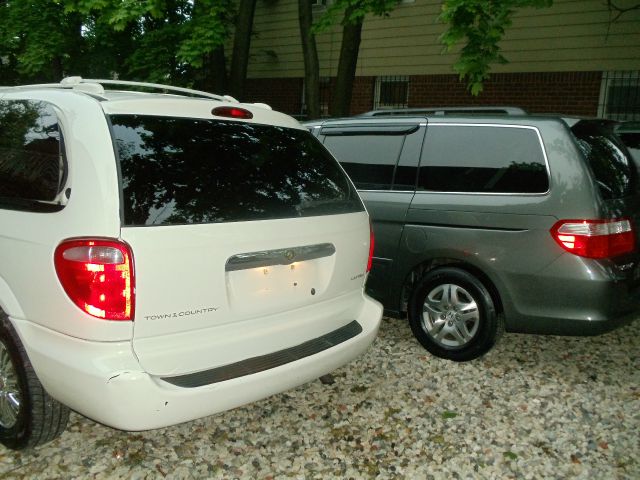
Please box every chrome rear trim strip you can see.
[225,243,336,271]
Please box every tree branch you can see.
[606,0,640,22]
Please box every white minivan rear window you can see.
[110,116,363,226]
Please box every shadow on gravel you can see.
[481,315,639,384]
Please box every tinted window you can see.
[616,129,640,166]
[418,125,549,194]
[618,131,640,150]
[573,123,637,200]
[323,133,404,190]
[393,129,423,190]
[0,100,65,211]
[110,116,363,226]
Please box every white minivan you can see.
[0,78,382,449]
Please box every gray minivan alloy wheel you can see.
[408,267,503,362]
[0,312,70,450]
[420,283,480,348]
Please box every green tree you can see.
[0,1,85,83]
[298,0,320,119]
[228,0,257,99]
[0,0,238,88]
[315,0,397,117]
[63,0,209,84]
[62,0,254,97]
[178,0,234,92]
[440,0,553,95]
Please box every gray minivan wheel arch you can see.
[0,311,70,450]
[408,267,503,362]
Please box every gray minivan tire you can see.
[0,312,69,450]
[408,267,502,362]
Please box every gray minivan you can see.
[306,112,640,361]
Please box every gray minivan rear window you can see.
[110,116,363,226]
[323,133,405,190]
[572,123,637,200]
[418,125,549,194]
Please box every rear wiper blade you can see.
[0,197,65,212]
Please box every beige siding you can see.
[247,0,640,78]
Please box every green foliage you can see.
[62,0,166,30]
[60,0,189,82]
[0,0,237,86]
[440,0,552,95]
[314,0,398,32]
[61,0,110,15]
[0,1,83,81]
[503,450,519,460]
[124,23,185,83]
[177,0,234,67]
[107,0,167,31]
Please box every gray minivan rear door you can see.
[319,123,426,307]
[572,120,640,257]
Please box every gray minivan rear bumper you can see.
[508,307,639,336]
[504,258,640,336]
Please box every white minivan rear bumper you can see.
[12,295,382,431]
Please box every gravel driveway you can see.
[1,315,638,479]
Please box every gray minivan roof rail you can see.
[359,106,527,117]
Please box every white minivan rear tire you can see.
[0,312,69,450]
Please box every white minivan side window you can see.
[0,99,66,211]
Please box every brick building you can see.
[242,0,640,119]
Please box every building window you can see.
[374,76,409,110]
[598,71,640,121]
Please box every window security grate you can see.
[599,71,640,121]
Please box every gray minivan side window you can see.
[323,133,405,190]
[393,128,423,191]
[418,125,549,194]
[0,100,66,212]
